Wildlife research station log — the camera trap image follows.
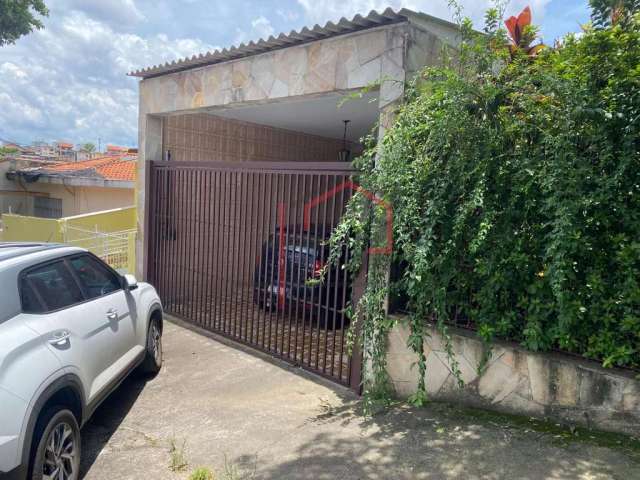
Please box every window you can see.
[20,277,44,313]
[21,261,84,312]
[68,255,121,299]
[33,196,63,219]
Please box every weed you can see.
[168,437,188,472]
[219,454,255,480]
[190,467,215,480]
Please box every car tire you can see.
[30,407,81,480]
[139,315,163,376]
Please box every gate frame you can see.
[143,159,366,393]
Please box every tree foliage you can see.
[331,5,640,403]
[590,0,640,27]
[0,145,19,156]
[0,0,48,46]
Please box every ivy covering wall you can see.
[330,3,640,405]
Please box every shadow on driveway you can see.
[80,375,148,478]
[246,401,640,479]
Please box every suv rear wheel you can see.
[31,407,80,480]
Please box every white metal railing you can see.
[63,225,136,274]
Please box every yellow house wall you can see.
[1,206,136,242]
[15,182,133,217]
[63,206,136,232]
[0,206,137,273]
[0,214,62,242]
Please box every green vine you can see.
[326,2,640,408]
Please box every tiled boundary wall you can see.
[387,316,640,436]
[162,113,361,163]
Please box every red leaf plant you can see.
[505,6,545,57]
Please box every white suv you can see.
[0,243,163,480]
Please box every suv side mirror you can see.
[123,274,138,291]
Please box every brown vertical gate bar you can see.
[180,169,189,318]
[323,176,337,373]
[174,169,181,315]
[288,174,299,360]
[314,175,327,370]
[245,171,256,342]
[160,168,168,301]
[337,178,349,381]
[169,168,178,313]
[211,169,221,331]
[188,169,196,323]
[266,174,279,352]
[202,170,211,329]
[260,172,273,349]
[221,170,230,334]
[174,169,182,316]
[281,175,292,356]
[230,169,239,338]
[146,160,362,390]
[305,174,316,367]
[292,173,306,365]
[238,171,249,341]
[232,171,243,339]
[164,168,172,311]
[254,172,266,346]
[240,170,252,341]
[197,170,206,327]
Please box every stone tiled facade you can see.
[136,17,454,275]
[138,26,407,116]
[387,318,640,436]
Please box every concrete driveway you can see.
[81,318,639,480]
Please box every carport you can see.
[131,8,459,388]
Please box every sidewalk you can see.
[81,319,639,479]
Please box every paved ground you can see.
[81,318,639,480]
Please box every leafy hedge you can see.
[338,6,640,383]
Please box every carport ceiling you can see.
[205,91,379,143]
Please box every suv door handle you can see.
[49,330,70,346]
[106,308,118,321]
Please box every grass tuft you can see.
[168,437,189,472]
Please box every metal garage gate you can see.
[144,160,363,390]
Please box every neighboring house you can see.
[56,141,76,159]
[0,149,61,215]
[5,156,136,218]
[105,144,134,156]
[130,7,460,390]
[32,141,58,159]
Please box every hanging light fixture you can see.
[337,120,351,162]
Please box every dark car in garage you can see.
[253,225,350,329]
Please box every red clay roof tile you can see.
[42,156,137,181]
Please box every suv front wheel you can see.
[139,315,162,375]
[31,407,80,480]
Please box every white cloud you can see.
[56,0,145,27]
[295,0,552,29]
[252,16,275,39]
[277,9,301,22]
[0,10,215,146]
[0,62,28,80]
[234,15,275,45]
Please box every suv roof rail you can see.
[0,242,66,263]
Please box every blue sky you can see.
[0,0,590,148]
